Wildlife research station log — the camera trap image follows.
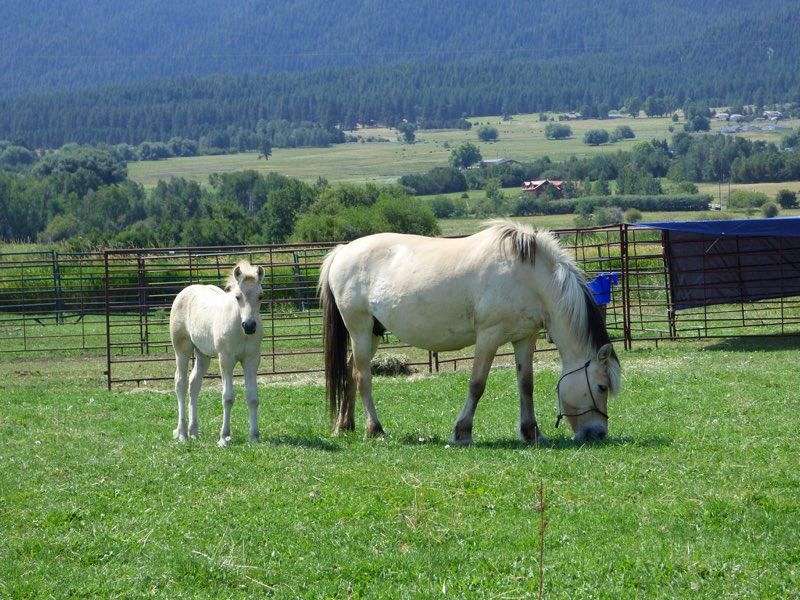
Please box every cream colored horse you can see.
[170,261,264,447]
[319,221,621,444]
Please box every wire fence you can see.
[2,223,799,388]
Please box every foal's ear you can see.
[257,266,265,282]
[596,343,616,364]
[233,265,243,282]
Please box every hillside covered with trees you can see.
[1,1,799,147]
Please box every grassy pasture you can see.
[127,115,800,188]
[1,340,799,598]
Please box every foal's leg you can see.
[452,331,501,445]
[173,350,190,441]
[243,355,261,442]
[188,350,210,439]
[513,337,545,445]
[218,355,236,448]
[351,331,383,437]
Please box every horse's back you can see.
[328,231,511,350]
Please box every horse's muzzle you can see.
[576,423,607,443]
[241,320,257,335]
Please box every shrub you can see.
[624,208,643,223]
[513,194,710,216]
[594,206,624,226]
[761,201,780,218]
[728,190,769,210]
[776,189,798,209]
[674,181,699,194]
[584,129,610,146]
[429,195,467,218]
[371,354,415,376]
[610,125,635,142]
[477,125,499,142]
[544,123,572,140]
[573,213,594,228]
[399,166,466,195]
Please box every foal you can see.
[169,261,264,447]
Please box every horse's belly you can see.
[371,293,476,352]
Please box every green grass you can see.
[2,340,799,598]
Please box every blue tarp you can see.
[635,218,800,310]
[588,272,619,306]
[636,217,800,237]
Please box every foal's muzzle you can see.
[577,423,608,443]
[242,320,257,335]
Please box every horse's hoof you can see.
[189,426,199,439]
[519,426,547,446]
[249,433,261,443]
[365,423,386,438]
[217,436,231,448]
[449,434,472,447]
[173,428,188,442]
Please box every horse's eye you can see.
[598,384,608,393]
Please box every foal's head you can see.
[226,261,265,335]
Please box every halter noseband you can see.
[555,360,608,428]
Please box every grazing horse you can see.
[169,261,264,447]
[319,221,621,444]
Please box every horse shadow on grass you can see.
[264,434,341,453]
[399,433,671,451]
[702,335,800,353]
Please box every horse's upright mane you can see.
[487,220,612,354]
[226,260,260,288]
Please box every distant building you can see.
[764,110,783,121]
[729,114,746,122]
[715,112,730,121]
[521,179,565,197]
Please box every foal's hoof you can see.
[249,433,261,443]
[519,424,548,446]
[173,428,188,442]
[217,436,232,448]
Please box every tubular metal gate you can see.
[2,223,799,388]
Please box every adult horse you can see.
[170,261,264,447]
[318,221,620,444]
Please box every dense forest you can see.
[1,1,799,146]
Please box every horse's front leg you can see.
[218,355,236,448]
[452,331,500,445]
[243,355,261,443]
[513,336,545,445]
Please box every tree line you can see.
[0,146,438,247]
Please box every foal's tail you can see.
[319,248,354,430]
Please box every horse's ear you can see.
[596,343,616,364]
[257,266,265,282]
[233,265,242,281]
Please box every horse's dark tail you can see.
[320,253,354,431]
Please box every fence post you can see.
[620,224,632,350]
[51,250,65,324]
[104,251,112,390]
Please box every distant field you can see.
[128,114,799,188]
[697,180,800,202]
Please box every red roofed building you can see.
[521,179,565,197]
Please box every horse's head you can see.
[557,343,620,442]
[226,262,265,335]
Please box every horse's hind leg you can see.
[218,355,236,448]
[351,330,383,437]
[452,330,501,445]
[173,346,191,442]
[187,350,210,439]
[513,337,545,445]
[243,354,261,442]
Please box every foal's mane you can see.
[487,220,612,354]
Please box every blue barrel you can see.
[587,272,619,306]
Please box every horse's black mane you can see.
[583,286,613,353]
